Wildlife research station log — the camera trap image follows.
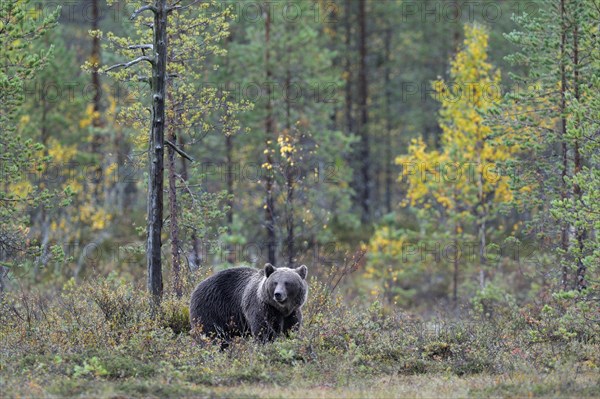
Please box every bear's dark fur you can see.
[189,263,308,344]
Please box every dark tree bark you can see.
[91,0,102,127]
[166,91,181,297]
[559,0,570,291]
[225,131,236,264]
[106,2,166,308]
[475,122,487,288]
[453,222,460,307]
[178,136,201,270]
[572,23,587,291]
[384,27,393,214]
[223,34,235,231]
[90,0,104,198]
[285,55,294,266]
[38,57,51,272]
[264,4,276,265]
[357,0,370,222]
[147,0,168,307]
[225,133,234,227]
[344,0,354,146]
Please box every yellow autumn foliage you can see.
[396,24,516,213]
[79,104,101,129]
[47,138,77,164]
[366,25,521,303]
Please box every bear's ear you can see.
[295,265,307,280]
[265,263,276,277]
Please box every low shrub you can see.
[0,272,598,397]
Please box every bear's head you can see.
[263,263,308,315]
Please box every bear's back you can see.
[190,267,261,339]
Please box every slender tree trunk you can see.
[224,35,235,231]
[110,0,132,214]
[225,132,236,264]
[327,6,338,131]
[384,28,393,214]
[91,0,104,199]
[147,0,168,307]
[453,221,459,307]
[35,90,50,277]
[572,23,587,291]
[165,40,182,297]
[91,0,102,123]
[285,58,294,265]
[167,122,182,297]
[178,136,201,269]
[225,133,234,227]
[264,5,276,265]
[357,0,370,222]
[222,33,236,265]
[114,122,131,213]
[559,0,570,291]
[344,0,354,150]
[475,122,486,288]
[0,268,5,296]
[478,212,486,288]
[286,177,294,265]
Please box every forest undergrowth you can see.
[1,270,598,398]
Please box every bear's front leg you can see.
[251,312,285,342]
[282,309,302,336]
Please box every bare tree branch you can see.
[167,0,201,13]
[128,44,153,51]
[166,139,194,162]
[105,56,154,72]
[123,75,152,84]
[130,5,157,20]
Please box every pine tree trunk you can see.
[224,34,235,232]
[167,123,182,297]
[285,55,295,266]
[91,0,103,198]
[35,88,50,277]
[264,5,276,265]
[559,0,570,291]
[453,222,459,307]
[226,133,234,227]
[165,43,182,297]
[344,0,354,137]
[91,0,102,124]
[475,124,486,288]
[572,23,587,291]
[357,0,370,222]
[384,28,393,214]
[225,132,235,264]
[178,136,201,269]
[147,0,167,308]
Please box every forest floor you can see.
[1,276,599,398]
[3,369,600,398]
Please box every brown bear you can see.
[189,263,308,344]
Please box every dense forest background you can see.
[2,0,596,307]
[1,0,599,397]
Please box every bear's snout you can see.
[274,290,287,302]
